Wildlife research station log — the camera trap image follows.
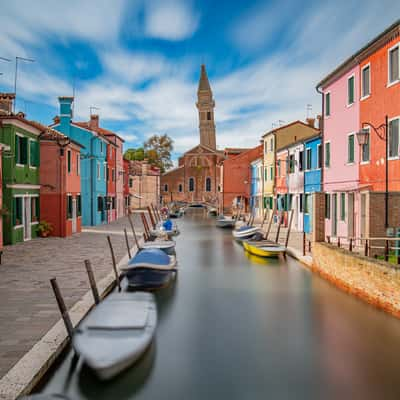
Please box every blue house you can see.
[250,158,263,219]
[53,97,108,226]
[303,135,322,233]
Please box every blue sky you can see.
[1,0,399,162]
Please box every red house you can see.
[39,126,83,237]
[221,144,263,214]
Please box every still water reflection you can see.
[40,210,400,399]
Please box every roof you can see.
[317,19,400,89]
[223,144,263,164]
[0,113,44,135]
[198,64,212,93]
[262,120,319,138]
[73,122,120,146]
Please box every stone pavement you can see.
[0,215,142,379]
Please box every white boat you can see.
[141,240,176,255]
[73,292,157,380]
[232,225,261,239]
[216,216,236,228]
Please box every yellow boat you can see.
[243,241,286,257]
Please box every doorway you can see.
[72,198,77,234]
[348,193,354,237]
[332,193,337,237]
[23,197,31,241]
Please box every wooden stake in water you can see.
[275,211,282,243]
[124,228,132,258]
[107,236,121,292]
[147,205,156,229]
[50,278,74,339]
[84,260,100,305]
[285,209,294,248]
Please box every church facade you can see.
[161,65,225,204]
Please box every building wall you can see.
[114,136,124,218]
[222,144,262,213]
[250,158,263,219]
[130,175,160,209]
[323,65,360,239]
[106,144,116,223]
[359,35,400,192]
[263,133,275,201]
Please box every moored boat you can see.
[125,268,175,290]
[73,292,157,380]
[232,225,261,239]
[216,215,236,228]
[121,248,177,272]
[243,241,286,257]
[22,395,70,400]
[140,240,176,255]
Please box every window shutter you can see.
[13,198,17,225]
[21,137,28,164]
[15,135,19,163]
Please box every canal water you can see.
[39,209,400,399]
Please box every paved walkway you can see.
[0,215,142,379]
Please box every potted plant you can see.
[37,220,53,238]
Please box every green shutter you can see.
[325,93,330,116]
[15,136,19,163]
[29,141,34,166]
[13,198,16,225]
[348,77,354,104]
[21,137,28,164]
[348,135,354,163]
[340,193,346,221]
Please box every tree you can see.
[144,134,173,173]
[124,147,145,161]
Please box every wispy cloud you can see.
[144,0,200,41]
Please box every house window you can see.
[362,129,370,162]
[97,163,100,180]
[325,142,331,167]
[306,148,312,170]
[189,177,195,192]
[348,75,355,105]
[264,167,268,181]
[29,140,39,167]
[129,178,133,188]
[100,141,103,153]
[300,194,303,213]
[15,135,28,165]
[270,167,274,180]
[104,165,107,181]
[340,193,346,221]
[318,144,323,168]
[325,194,331,219]
[299,151,304,171]
[289,154,295,173]
[67,195,73,219]
[270,138,274,152]
[325,92,331,116]
[348,134,355,163]
[112,168,115,182]
[77,154,80,175]
[164,184,168,192]
[178,183,183,192]
[264,141,268,154]
[77,194,81,216]
[31,197,39,222]
[389,44,400,84]
[206,177,211,192]
[112,197,116,209]
[14,197,23,225]
[97,196,103,212]
[389,118,400,158]
[67,150,71,173]
[277,160,281,177]
[207,111,211,120]
[361,64,370,98]
[106,167,110,182]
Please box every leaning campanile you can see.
[196,65,216,150]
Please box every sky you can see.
[1,0,399,162]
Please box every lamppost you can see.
[356,115,389,228]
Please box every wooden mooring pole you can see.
[50,278,74,339]
[284,210,294,249]
[303,232,306,256]
[84,260,100,305]
[265,207,275,240]
[275,212,282,244]
[147,206,156,229]
[123,228,132,259]
[128,213,141,248]
[107,236,121,292]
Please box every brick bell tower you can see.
[196,64,216,150]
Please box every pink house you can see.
[318,65,360,240]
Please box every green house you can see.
[0,113,41,244]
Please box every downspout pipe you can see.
[316,85,324,193]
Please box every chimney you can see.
[0,93,15,115]
[58,96,73,135]
[306,117,315,128]
[316,114,322,130]
[89,114,99,129]
[53,115,60,124]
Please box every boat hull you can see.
[216,219,236,228]
[73,292,157,380]
[126,268,175,290]
[232,227,261,239]
[243,241,286,257]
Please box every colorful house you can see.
[275,148,288,215]
[262,120,319,214]
[52,97,108,226]
[303,135,322,234]
[250,157,263,220]
[221,144,263,214]
[106,141,117,222]
[39,125,83,236]
[0,95,41,244]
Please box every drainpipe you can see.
[316,85,324,193]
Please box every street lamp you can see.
[356,115,389,228]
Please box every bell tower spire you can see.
[196,64,216,150]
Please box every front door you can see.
[23,197,31,241]
[332,193,337,237]
[348,193,354,237]
[72,198,77,234]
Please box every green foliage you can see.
[124,134,174,173]
[36,220,53,235]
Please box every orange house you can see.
[39,127,83,237]
[359,22,400,192]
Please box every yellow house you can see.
[262,120,319,211]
